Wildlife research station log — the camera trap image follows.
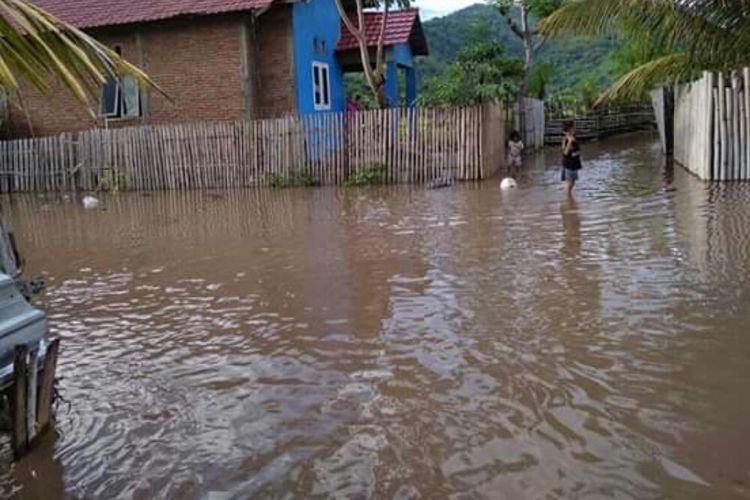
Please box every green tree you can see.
[528,61,552,99]
[490,0,564,129]
[1,0,150,112]
[540,0,750,103]
[419,42,523,106]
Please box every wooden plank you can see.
[726,86,734,180]
[740,78,747,181]
[26,349,39,441]
[703,73,713,180]
[718,73,727,180]
[12,346,29,457]
[745,67,750,180]
[732,74,741,180]
[713,88,720,180]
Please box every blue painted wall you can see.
[386,43,418,106]
[389,43,414,68]
[292,0,346,115]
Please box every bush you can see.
[97,168,127,194]
[346,163,386,186]
[269,171,321,188]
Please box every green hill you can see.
[418,3,617,93]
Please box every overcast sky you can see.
[415,0,480,19]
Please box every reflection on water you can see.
[2,132,750,498]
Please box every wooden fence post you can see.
[36,339,60,435]
[12,346,29,457]
[0,105,507,189]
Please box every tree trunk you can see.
[375,78,390,108]
[517,1,533,138]
[334,0,392,109]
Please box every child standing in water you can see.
[561,121,582,197]
[507,130,524,178]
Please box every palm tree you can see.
[539,0,750,103]
[0,0,149,113]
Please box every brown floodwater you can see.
[1,132,749,499]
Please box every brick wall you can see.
[256,5,296,119]
[8,9,296,138]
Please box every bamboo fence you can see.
[0,103,504,193]
[673,68,750,181]
[544,105,656,145]
[515,98,546,149]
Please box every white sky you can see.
[415,0,481,19]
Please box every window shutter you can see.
[121,76,140,118]
[322,66,330,107]
[100,79,120,117]
[313,65,321,106]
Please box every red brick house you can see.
[8,0,428,138]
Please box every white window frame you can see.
[100,79,121,118]
[312,61,331,111]
[100,43,143,120]
[100,76,142,120]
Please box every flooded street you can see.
[2,132,750,498]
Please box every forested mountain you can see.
[419,3,617,93]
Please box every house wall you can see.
[256,5,297,118]
[389,43,414,68]
[292,0,346,115]
[385,43,417,106]
[8,11,296,137]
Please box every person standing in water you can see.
[507,130,525,178]
[561,121,582,197]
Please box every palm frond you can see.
[539,0,677,38]
[542,0,750,103]
[0,0,155,112]
[596,52,694,105]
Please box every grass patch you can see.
[97,169,128,194]
[345,163,386,186]
[269,171,321,188]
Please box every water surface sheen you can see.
[2,133,750,499]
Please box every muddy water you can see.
[1,132,750,499]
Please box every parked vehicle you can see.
[0,221,49,388]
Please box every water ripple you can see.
[1,133,749,498]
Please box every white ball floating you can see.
[82,195,100,209]
[500,177,518,190]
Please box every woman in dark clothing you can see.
[561,120,582,197]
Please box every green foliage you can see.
[604,18,674,80]
[528,61,552,99]
[346,163,385,186]
[547,74,603,116]
[417,4,616,97]
[492,0,563,19]
[540,0,750,102]
[269,171,321,188]
[419,42,523,106]
[344,74,376,108]
[97,169,127,194]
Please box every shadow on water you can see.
[1,131,750,498]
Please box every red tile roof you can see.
[337,9,428,56]
[32,0,276,29]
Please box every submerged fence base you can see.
[0,104,505,193]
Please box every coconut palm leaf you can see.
[539,0,679,38]
[597,52,693,103]
[540,0,750,102]
[0,0,153,113]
